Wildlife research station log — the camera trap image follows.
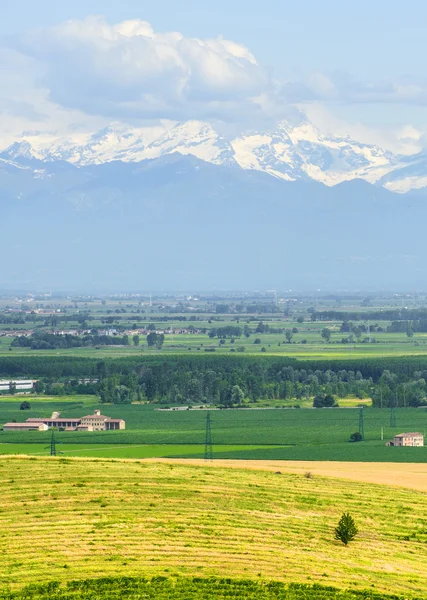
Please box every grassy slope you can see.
[1,457,427,596]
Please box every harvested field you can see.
[1,456,427,596]
[146,459,427,493]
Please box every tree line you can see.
[2,355,427,407]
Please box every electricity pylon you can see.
[45,429,62,456]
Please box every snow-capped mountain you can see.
[1,118,425,191]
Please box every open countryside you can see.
[2,397,427,461]
[2,457,427,598]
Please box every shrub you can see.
[19,401,31,410]
[349,432,363,442]
[334,512,358,546]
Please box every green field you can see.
[2,397,427,461]
[1,457,427,597]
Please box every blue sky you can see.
[3,0,425,76]
[1,0,427,150]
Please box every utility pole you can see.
[204,412,213,462]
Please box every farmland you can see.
[2,398,427,461]
[3,291,427,360]
[1,456,427,597]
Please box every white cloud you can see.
[7,16,268,121]
[1,16,427,156]
[300,102,424,155]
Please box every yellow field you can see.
[1,456,427,596]
[150,459,427,493]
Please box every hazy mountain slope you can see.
[1,153,426,291]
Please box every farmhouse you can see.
[2,409,126,432]
[388,432,424,447]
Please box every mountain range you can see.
[1,139,427,291]
[3,118,427,193]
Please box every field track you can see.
[145,459,427,493]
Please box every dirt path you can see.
[145,458,427,492]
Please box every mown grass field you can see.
[2,399,427,461]
[1,457,427,597]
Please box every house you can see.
[80,409,125,431]
[22,409,125,432]
[3,422,48,431]
[387,432,424,447]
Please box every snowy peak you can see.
[3,118,427,191]
[144,121,237,166]
[1,141,39,162]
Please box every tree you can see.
[133,334,140,347]
[20,401,31,410]
[334,512,358,546]
[146,332,164,348]
[9,381,16,395]
[313,394,337,408]
[285,329,293,344]
[297,316,304,324]
[231,385,244,405]
[34,380,45,394]
[321,328,332,343]
[349,432,363,442]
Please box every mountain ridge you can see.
[2,118,426,193]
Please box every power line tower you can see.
[358,407,365,440]
[204,412,213,462]
[45,429,62,456]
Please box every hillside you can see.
[1,457,427,596]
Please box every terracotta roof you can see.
[105,419,125,423]
[394,432,423,438]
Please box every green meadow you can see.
[2,397,427,461]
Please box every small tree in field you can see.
[334,512,358,546]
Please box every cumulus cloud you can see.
[6,16,269,121]
[2,16,427,154]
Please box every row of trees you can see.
[3,355,427,405]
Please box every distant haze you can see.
[1,151,427,292]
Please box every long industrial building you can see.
[3,409,125,432]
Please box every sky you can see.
[1,0,427,152]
